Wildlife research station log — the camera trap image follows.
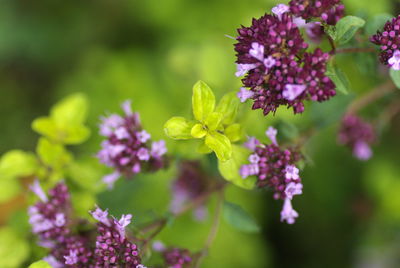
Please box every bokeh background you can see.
[1,0,400,267]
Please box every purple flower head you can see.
[163,247,192,268]
[280,198,299,224]
[388,50,400,70]
[272,4,290,19]
[285,165,300,181]
[289,0,343,24]
[30,179,48,202]
[265,126,278,145]
[338,115,376,161]
[43,255,63,268]
[244,136,261,151]
[240,164,260,179]
[237,87,255,103]
[249,153,260,164]
[98,100,168,188]
[235,12,335,115]
[121,99,133,116]
[371,15,400,69]
[115,214,132,238]
[152,241,166,252]
[90,205,110,226]
[284,181,303,200]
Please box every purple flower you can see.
[289,0,343,23]
[90,205,110,226]
[64,249,78,265]
[285,165,300,181]
[248,153,260,164]
[235,63,257,77]
[371,15,400,69]
[249,42,265,61]
[338,115,375,161]
[239,164,259,179]
[388,50,400,70]
[29,179,48,202]
[280,198,299,224]
[263,56,277,69]
[271,3,290,19]
[237,87,255,103]
[98,100,168,188]
[121,99,133,116]
[283,84,307,101]
[265,126,278,145]
[152,241,166,252]
[115,214,132,238]
[243,136,261,151]
[284,182,303,200]
[163,247,192,268]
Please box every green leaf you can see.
[0,179,21,203]
[205,132,232,161]
[164,117,194,140]
[336,16,365,45]
[224,123,243,142]
[223,201,260,233]
[204,112,223,131]
[36,138,73,170]
[215,92,239,125]
[191,123,207,138]
[29,260,52,268]
[326,62,350,94]
[192,80,215,122]
[218,145,256,190]
[0,150,38,180]
[0,227,30,268]
[197,141,213,154]
[390,69,400,89]
[50,93,89,126]
[365,13,393,36]
[276,121,299,141]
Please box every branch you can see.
[336,47,377,54]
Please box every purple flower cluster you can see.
[235,7,336,115]
[240,127,303,224]
[170,161,209,220]
[90,207,142,267]
[163,248,192,268]
[97,100,168,189]
[338,115,376,161]
[289,0,344,25]
[29,181,146,267]
[370,15,400,71]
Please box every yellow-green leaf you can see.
[192,80,215,122]
[191,123,207,138]
[204,112,223,131]
[224,123,243,142]
[28,260,52,268]
[197,140,213,154]
[0,227,30,268]
[0,150,38,180]
[50,93,89,126]
[205,132,232,161]
[36,138,73,170]
[216,92,239,125]
[164,117,194,140]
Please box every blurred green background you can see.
[1,0,400,267]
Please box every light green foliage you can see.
[0,150,38,180]
[218,145,256,190]
[223,201,260,233]
[28,260,52,268]
[389,69,400,89]
[365,13,393,36]
[335,16,366,45]
[32,93,90,145]
[36,138,73,172]
[0,227,30,268]
[164,81,243,162]
[326,61,350,95]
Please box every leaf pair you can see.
[164,81,242,162]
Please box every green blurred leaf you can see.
[0,227,30,268]
[336,16,365,45]
[365,13,393,36]
[326,62,350,94]
[223,201,260,233]
[67,159,104,193]
[50,93,88,126]
[192,80,215,122]
[164,116,194,139]
[205,132,231,161]
[224,123,243,142]
[28,260,52,268]
[71,191,97,218]
[215,92,239,125]
[205,112,223,131]
[390,69,400,89]
[218,145,256,190]
[0,179,21,203]
[276,121,299,141]
[191,123,207,138]
[36,137,73,170]
[0,150,38,180]
[197,141,213,154]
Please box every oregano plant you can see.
[1,0,400,267]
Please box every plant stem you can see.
[327,35,336,54]
[347,80,397,114]
[193,189,225,268]
[335,47,376,54]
